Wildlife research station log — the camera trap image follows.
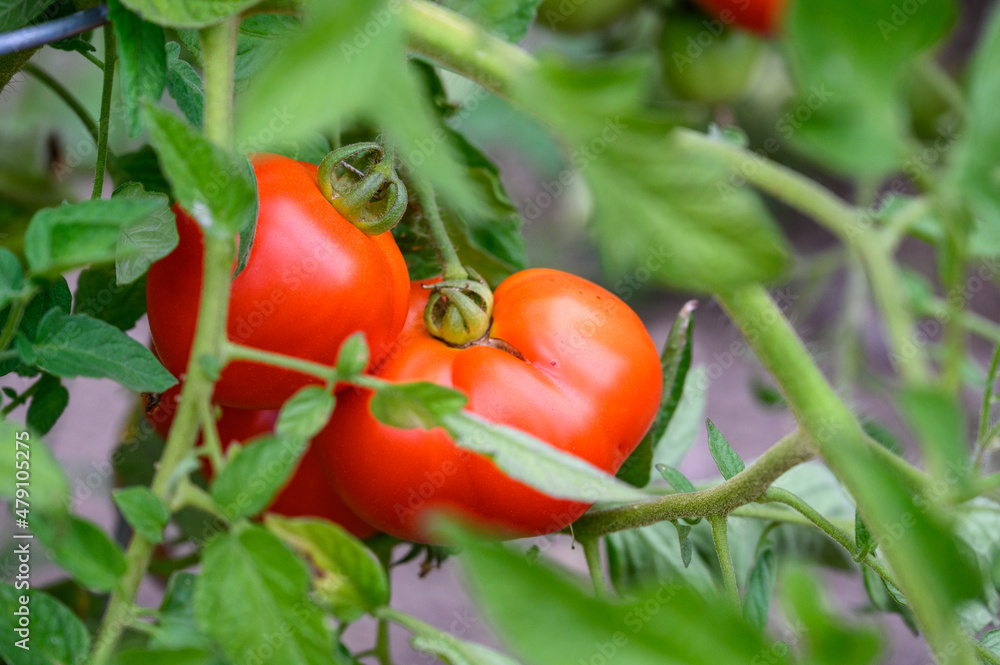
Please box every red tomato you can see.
[692,0,785,35]
[148,386,376,539]
[316,269,663,543]
[146,153,410,409]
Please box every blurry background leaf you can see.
[439,0,541,42]
[784,0,957,176]
[118,0,263,29]
[74,265,148,331]
[110,0,167,137]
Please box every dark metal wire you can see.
[0,4,109,57]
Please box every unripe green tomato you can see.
[659,13,763,105]
[537,0,642,33]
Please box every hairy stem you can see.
[410,177,466,281]
[91,23,115,199]
[717,284,975,665]
[200,18,238,150]
[573,431,813,537]
[87,18,240,665]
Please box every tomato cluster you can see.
[147,153,663,543]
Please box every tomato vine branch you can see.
[580,537,608,599]
[91,23,115,199]
[87,17,240,665]
[574,431,814,537]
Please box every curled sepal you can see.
[424,271,495,347]
[317,141,408,235]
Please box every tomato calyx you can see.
[317,141,408,235]
[423,272,495,347]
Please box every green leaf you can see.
[742,549,777,632]
[118,0,262,28]
[73,265,148,331]
[618,301,694,486]
[439,0,540,42]
[897,386,968,490]
[31,309,177,392]
[110,0,167,137]
[194,524,332,665]
[947,2,1000,236]
[706,419,745,480]
[178,14,301,95]
[211,435,308,519]
[0,246,25,309]
[23,198,164,275]
[653,365,707,468]
[33,515,127,592]
[153,572,214,651]
[442,411,648,503]
[25,373,68,435]
[113,181,177,285]
[265,515,389,621]
[165,41,204,128]
[113,486,171,543]
[336,332,369,378]
[656,464,696,494]
[0,585,90,665]
[780,567,882,665]
[674,522,693,568]
[517,57,790,292]
[606,520,716,598]
[370,382,468,429]
[457,529,771,665]
[954,499,1000,634]
[143,103,257,237]
[390,610,522,665]
[0,421,70,519]
[237,1,477,212]
[785,0,956,176]
[276,387,335,441]
[110,145,172,195]
[981,629,1000,658]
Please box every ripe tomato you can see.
[148,386,376,539]
[146,153,410,409]
[316,269,662,543]
[692,0,785,35]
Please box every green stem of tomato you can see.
[401,0,536,99]
[574,430,814,536]
[580,537,607,599]
[200,18,238,150]
[670,128,931,387]
[410,176,467,281]
[91,23,115,199]
[223,341,339,384]
[716,284,976,665]
[88,20,240,665]
[708,514,740,611]
[763,488,898,587]
[198,398,226,473]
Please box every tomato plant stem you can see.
[763,488,898,587]
[580,537,607,599]
[200,18,238,150]
[975,344,1000,468]
[22,63,100,142]
[89,18,240,664]
[91,23,115,199]
[716,283,976,665]
[401,0,536,99]
[410,176,466,281]
[574,430,813,537]
[223,341,338,384]
[708,514,740,610]
[197,398,226,472]
[671,128,930,386]
[0,295,31,357]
